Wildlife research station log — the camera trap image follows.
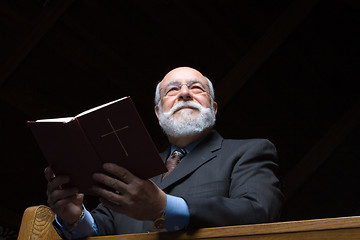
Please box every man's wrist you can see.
[66,206,85,232]
[153,195,167,231]
[153,208,166,231]
[54,206,99,239]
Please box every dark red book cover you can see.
[28,96,167,195]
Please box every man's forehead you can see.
[166,79,203,85]
[161,72,207,87]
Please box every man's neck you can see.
[167,128,212,148]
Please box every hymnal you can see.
[28,96,167,195]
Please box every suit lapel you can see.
[151,150,169,185]
[156,130,223,190]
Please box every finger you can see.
[47,175,71,193]
[50,193,82,211]
[54,193,84,208]
[92,172,127,193]
[48,187,79,206]
[102,163,135,184]
[92,185,125,206]
[92,184,123,199]
[99,197,126,213]
[44,166,55,181]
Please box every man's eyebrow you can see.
[167,79,202,85]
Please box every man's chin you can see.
[173,115,198,123]
[174,109,199,120]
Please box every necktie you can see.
[162,148,186,180]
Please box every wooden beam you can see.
[0,0,74,87]
[215,0,320,110]
[284,98,360,198]
[18,206,360,240]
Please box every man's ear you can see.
[213,101,218,115]
[154,105,161,126]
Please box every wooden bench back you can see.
[17,205,360,240]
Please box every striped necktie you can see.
[162,148,186,180]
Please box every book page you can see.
[35,117,74,123]
[32,97,128,123]
[75,97,127,118]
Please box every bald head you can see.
[154,67,215,106]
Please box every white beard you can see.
[158,101,216,138]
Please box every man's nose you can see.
[178,85,193,100]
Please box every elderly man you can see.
[45,67,284,239]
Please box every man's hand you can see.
[44,167,84,225]
[92,163,167,221]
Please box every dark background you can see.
[1,0,359,235]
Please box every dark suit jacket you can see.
[92,130,284,235]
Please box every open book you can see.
[28,96,167,195]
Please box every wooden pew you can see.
[18,205,360,240]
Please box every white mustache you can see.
[168,101,203,115]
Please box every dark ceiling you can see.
[1,0,360,234]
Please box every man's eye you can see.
[166,87,180,95]
[191,85,202,89]
[190,85,205,92]
[170,87,179,91]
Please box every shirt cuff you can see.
[54,206,98,239]
[164,194,190,231]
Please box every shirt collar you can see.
[170,135,205,156]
